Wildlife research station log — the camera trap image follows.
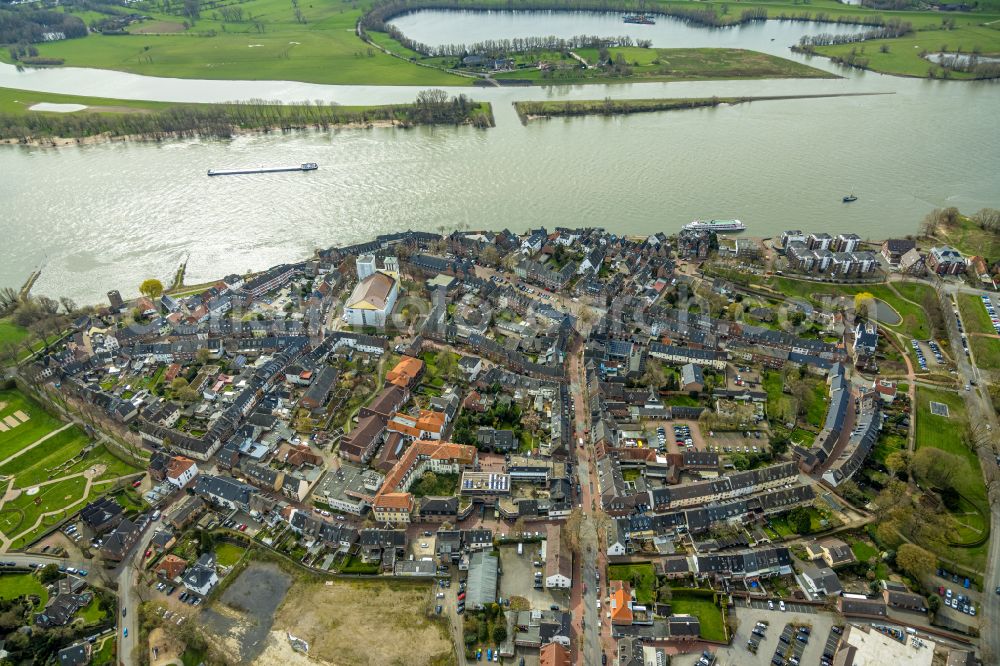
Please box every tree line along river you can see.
[0,10,997,303]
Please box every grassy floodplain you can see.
[0,0,997,85]
[0,86,494,141]
[487,46,836,83]
[513,92,888,122]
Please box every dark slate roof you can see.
[193,475,255,506]
[80,496,123,529]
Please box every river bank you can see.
[513,92,891,122]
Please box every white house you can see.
[545,525,573,589]
[606,522,627,557]
[166,456,199,489]
[182,553,219,596]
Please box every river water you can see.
[1,10,997,303]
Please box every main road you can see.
[116,517,159,666]
[568,342,610,666]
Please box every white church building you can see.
[343,254,400,329]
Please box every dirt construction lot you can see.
[269,577,454,666]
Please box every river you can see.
[1,10,997,303]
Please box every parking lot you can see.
[497,544,570,611]
[412,533,437,559]
[928,568,980,626]
[728,365,762,390]
[980,292,1000,334]
[705,430,770,458]
[748,599,816,614]
[708,604,838,666]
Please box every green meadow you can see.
[1,0,996,85]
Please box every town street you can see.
[940,281,1000,663]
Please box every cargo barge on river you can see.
[207,162,318,176]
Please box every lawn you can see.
[969,335,1000,371]
[61,443,143,482]
[668,590,727,642]
[409,472,459,498]
[763,371,795,425]
[215,542,246,568]
[92,637,116,666]
[802,379,829,429]
[931,214,1000,259]
[0,572,48,607]
[0,318,30,347]
[958,293,997,337]
[0,476,91,540]
[608,563,656,605]
[664,394,702,407]
[339,555,380,575]
[914,386,988,545]
[763,277,932,340]
[0,388,67,462]
[915,387,976,486]
[78,596,108,624]
[850,539,878,563]
[0,426,93,487]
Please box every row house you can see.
[648,343,727,370]
[694,546,793,580]
[822,401,880,487]
[650,462,799,512]
[242,263,300,298]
